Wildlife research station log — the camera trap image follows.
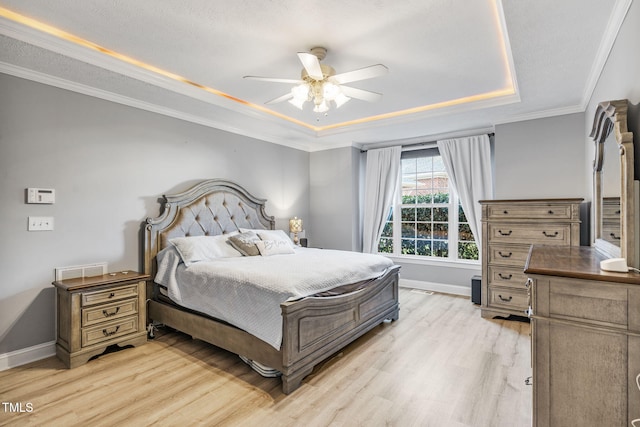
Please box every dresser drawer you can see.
[488,266,529,289]
[602,222,621,243]
[488,287,528,311]
[545,278,629,328]
[81,283,139,306]
[82,298,138,327]
[486,204,573,220]
[602,198,620,218]
[82,316,139,347]
[487,244,531,267]
[487,223,571,245]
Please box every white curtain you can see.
[362,146,402,253]
[437,135,493,253]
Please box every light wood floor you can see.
[0,289,531,427]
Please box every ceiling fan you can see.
[243,47,388,113]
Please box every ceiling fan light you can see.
[288,97,306,110]
[334,93,351,108]
[291,83,310,101]
[313,100,329,113]
[322,81,340,101]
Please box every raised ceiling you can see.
[0,1,632,151]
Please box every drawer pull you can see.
[498,273,513,280]
[503,210,509,215]
[610,233,621,240]
[542,231,559,238]
[102,326,120,337]
[498,295,513,302]
[498,230,512,236]
[102,307,120,317]
[548,210,554,214]
[498,251,513,258]
[615,210,621,215]
[108,292,116,298]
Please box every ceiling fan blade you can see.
[333,64,388,84]
[265,92,293,105]
[340,85,383,102]
[297,52,324,80]
[243,76,303,84]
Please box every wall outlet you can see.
[28,216,54,231]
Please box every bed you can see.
[143,179,400,393]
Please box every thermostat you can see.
[26,188,55,204]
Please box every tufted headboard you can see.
[143,179,275,277]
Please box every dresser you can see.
[525,246,640,427]
[479,198,582,319]
[52,271,149,368]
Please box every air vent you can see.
[55,262,108,281]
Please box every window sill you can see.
[383,254,481,270]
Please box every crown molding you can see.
[494,104,585,126]
[0,61,316,152]
[580,0,633,109]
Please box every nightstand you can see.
[52,271,149,368]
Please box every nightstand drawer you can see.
[486,204,573,220]
[82,316,139,347]
[82,298,138,327]
[488,287,528,311]
[81,283,138,306]
[487,223,571,245]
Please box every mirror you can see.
[591,99,636,266]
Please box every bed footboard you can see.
[279,265,400,393]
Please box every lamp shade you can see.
[289,217,303,233]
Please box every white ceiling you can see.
[0,1,632,151]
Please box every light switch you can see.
[28,216,54,231]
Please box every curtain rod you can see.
[359,128,495,152]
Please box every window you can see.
[378,148,479,261]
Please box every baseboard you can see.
[0,341,56,371]
[399,279,471,297]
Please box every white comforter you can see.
[154,246,394,349]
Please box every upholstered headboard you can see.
[143,179,275,277]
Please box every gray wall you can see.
[0,74,310,354]
[309,146,361,251]
[494,113,588,199]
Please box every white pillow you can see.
[256,240,296,256]
[169,233,242,266]
[256,229,296,249]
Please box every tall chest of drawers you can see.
[479,198,582,319]
[52,271,149,368]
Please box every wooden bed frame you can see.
[143,179,400,393]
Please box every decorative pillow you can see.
[256,240,296,256]
[169,233,242,266]
[227,231,261,256]
[256,229,296,249]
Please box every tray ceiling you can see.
[0,1,631,151]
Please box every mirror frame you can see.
[590,99,635,266]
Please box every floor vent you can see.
[55,262,108,281]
